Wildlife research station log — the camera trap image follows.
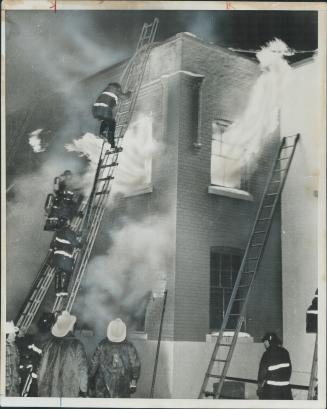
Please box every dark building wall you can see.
[173,35,282,341]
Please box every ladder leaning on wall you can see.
[14,17,159,333]
[308,334,318,400]
[198,133,300,399]
[53,17,159,314]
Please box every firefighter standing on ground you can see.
[37,311,88,397]
[89,318,141,398]
[257,332,293,400]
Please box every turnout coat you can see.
[37,333,88,397]
[6,340,20,396]
[89,339,141,398]
[258,345,293,400]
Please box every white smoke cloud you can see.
[28,129,46,153]
[77,213,173,334]
[211,38,293,189]
[64,113,160,199]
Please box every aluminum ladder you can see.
[52,18,159,314]
[308,334,318,399]
[199,133,300,399]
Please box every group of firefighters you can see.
[5,288,317,399]
[6,313,140,398]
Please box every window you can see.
[210,247,243,330]
[113,114,153,197]
[211,119,248,190]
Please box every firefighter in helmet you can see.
[92,82,131,147]
[257,332,293,400]
[50,219,83,296]
[306,289,318,334]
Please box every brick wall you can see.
[173,35,282,341]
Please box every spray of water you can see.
[211,38,292,189]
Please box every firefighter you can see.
[38,311,88,397]
[257,332,293,400]
[306,289,318,333]
[50,219,82,296]
[92,82,131,147]
[89,318,141,398]
[17,313,55,397]
[5,321,21,396]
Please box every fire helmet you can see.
[262,332,281,346]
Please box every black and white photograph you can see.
[1,1,326,407]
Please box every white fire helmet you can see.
[107,318,127,343]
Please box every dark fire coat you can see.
[37,333,88,397]
[258,345,293,400]
[89,339,141,398]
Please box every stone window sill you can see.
[129,331,148,340]
[206,332,254,343]
[208,185,253,202]
[124,183,153,198]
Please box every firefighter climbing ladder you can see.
[198,134,300,399]
[15,205,86,334]
[308,334,318,399]
[53,18,159,314]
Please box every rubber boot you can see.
[60,271,71,296]
[55,271,62,297]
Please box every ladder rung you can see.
[95,190,110,196]
[207,374,221,379]
[214,359,228,362]
[97,176,114,182]
[254,230,265,234]
[270,180,281,183]
[266,192,278,196]
[246,257,258,260]
[219,343,232,347]
[251,243,263,247]
[258,218,271,221]
[274,168,287,173]
[100,162,118,168]
[237,284,249,288]
[263,205,274,208]
[105,147,123,155]
[277,157,290,161]
[282,144,295,149]
[234,298,246,302]
[229,313,240,316]
[242,271,255,275]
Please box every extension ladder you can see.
[53,18,159,313]
[308,334,318,399]
[199,134,300,399]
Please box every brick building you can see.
[7,32,321,399]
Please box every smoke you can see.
[77,213,172,334]
[64,114,159,199]
[6,157,82,319]
[211,38,292,189]
[28,129,46,153]
[6,12,129,115]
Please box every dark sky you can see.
[6,10,318,114]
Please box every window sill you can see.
[206,332,254,343]
[208,185,253,202]
[128,331,148,340]
[123,183,153,198]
